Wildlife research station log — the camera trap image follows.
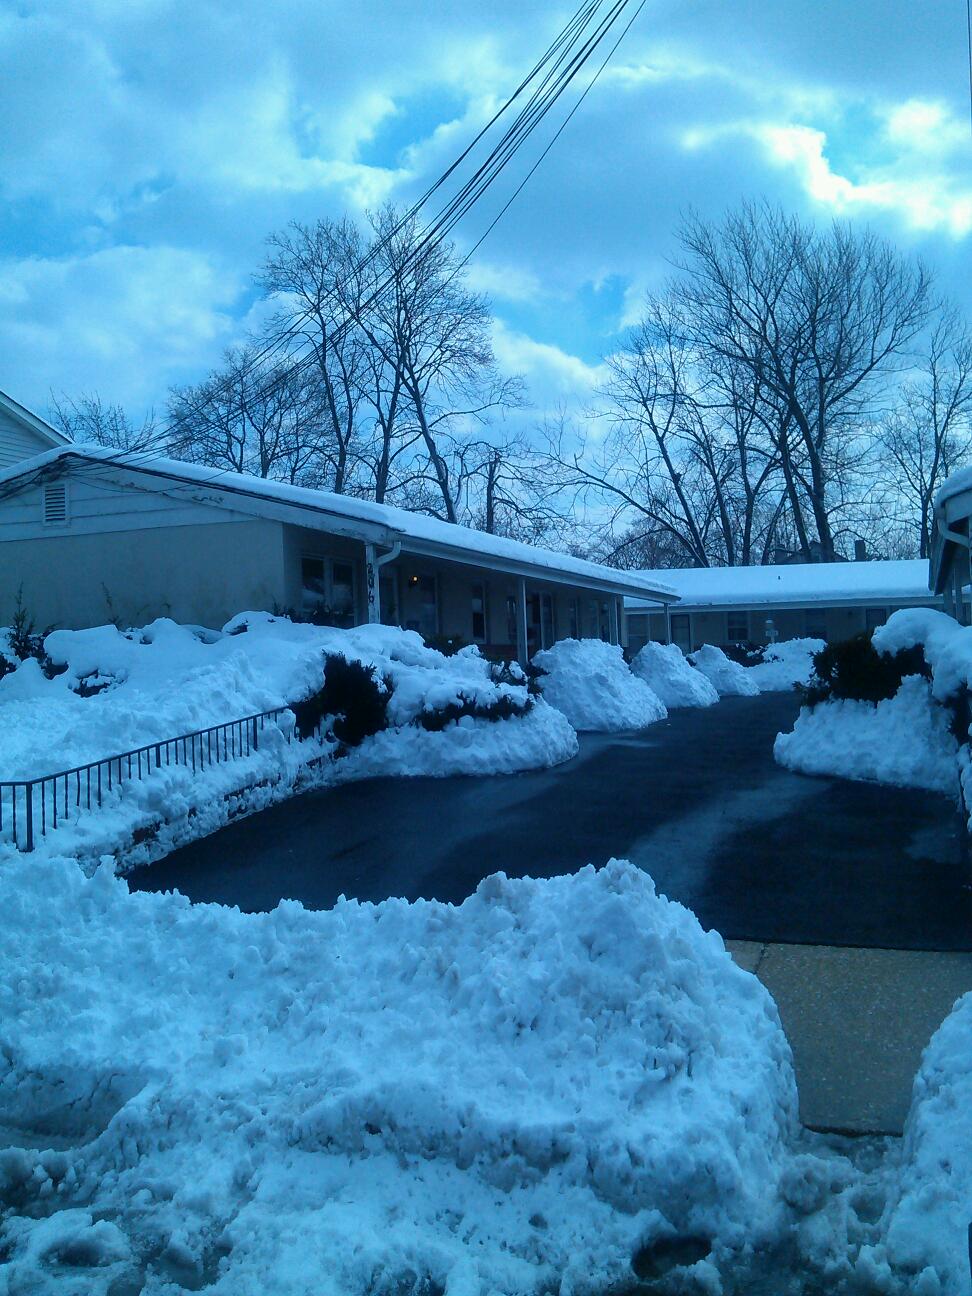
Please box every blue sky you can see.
[2,0,971,424]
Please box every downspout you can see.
[364,539,403,625]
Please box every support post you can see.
[515,576,529,665]
[664,603,672,645]
[608,597,619,646]
[617,597,628,650]
[364,543,380,624]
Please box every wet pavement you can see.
[131,692,972,950]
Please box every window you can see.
[301,555,356,628]
[301,556,327,605]
[727,611,749,643]
[540,593,555,648]
[405,574,438,640]
[43,482,68,526]
[506,595,518,646]
[471,583,487,643]
[568,597,579,639]
[331,563,355,621]
[865,606,888,631]
[804,610,827,641]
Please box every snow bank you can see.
[688,644,760,697]
[0,855,799,1295]
[0,616,576,866]
[869,990,972,1293]
[774,676,959,794]
[533,638,667,731]
[748,638,825,692]
[629,640,719,709]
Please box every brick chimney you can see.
[854,539,867,562]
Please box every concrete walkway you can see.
[728,940,972,1134]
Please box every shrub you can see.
[417,691,532,732]
[720,641,765,667]
[292,653,391,747]
[425,633,468,657]
[801,631,930,708]
[8,586,46,662]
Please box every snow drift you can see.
[533,637,667,731]
[0,855,799,1295]
[688,644,760,697]
[865,987,972,1294]
[773,676,959,794]
[774,611,969,804]
[629,641,719,709]
[748,638,825,692]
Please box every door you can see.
[670,612,691,654]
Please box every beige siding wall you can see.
[1,519,287,631]
[0,409,55,471]
[626,603,928,655]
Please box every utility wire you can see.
[31,0,643,500]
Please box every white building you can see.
[625,560,940,654]
[931,470,972,623]
[0,388,71,470]
[0,444,677,663]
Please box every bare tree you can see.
[349,206,524,522]
[879,307,972,557]
[167,344,329,484]
[49,392,160,453]
[259,218,368,495]
[677,202,933,559]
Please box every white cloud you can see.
[491,318,606,399]
[0,246,241,412]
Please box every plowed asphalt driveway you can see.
[131,692,972,950]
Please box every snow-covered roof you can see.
[0,446,678,602]
[625,559,937,612]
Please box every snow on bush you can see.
[629,640,719,709]
[773,675,959,794]
[866,989,972,1293]
[0,855,800,1295]
[748,638,825,693]
[533,638,667,732]
[0,615,576,867]
[688,644,760,697]
[774,611,972,806]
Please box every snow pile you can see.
[774,610,970,803]
[774,675,959,794]
[629,640,719,709]
[867,990,972,1292]
[688,644,760,697]
[0,615,576,866]
[533,638,667,731]
[0,856,800,1295]
[748,638,825,692]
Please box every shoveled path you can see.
[133,692,972,951]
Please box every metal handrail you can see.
[0,707,293,853]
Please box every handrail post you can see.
[24,782,33,853]
[252,716,258,751]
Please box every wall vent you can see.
[43,482,68,525]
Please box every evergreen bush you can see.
[801,631,930,707]
[292,654,391,747]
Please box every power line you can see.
[33,0,645,501]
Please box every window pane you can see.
[301,556,327,607]
[471,583,486,642]
[331,563,354,617]
[727,612,748,642]
[541,593,554,648]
